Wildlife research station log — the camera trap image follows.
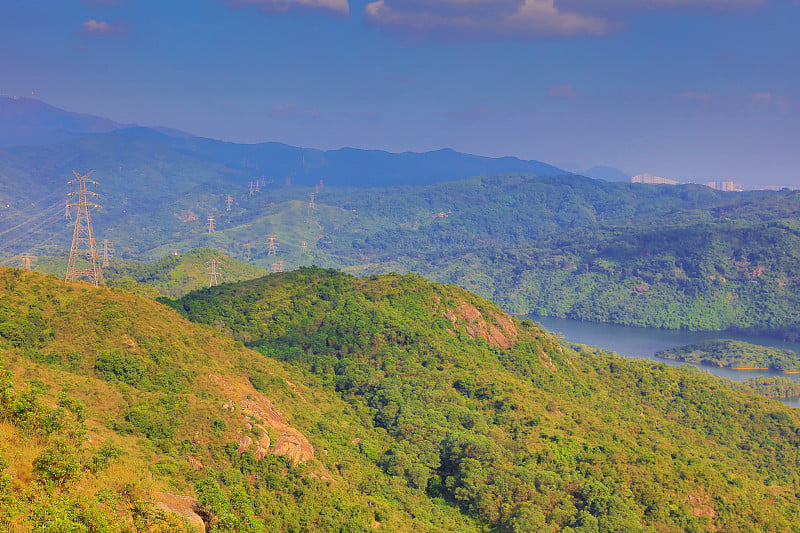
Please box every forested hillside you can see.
[311,175,800,336]
[0,268,483,531]
[167,267,800,532]
[8,167,800,336]
[3,265,800,530]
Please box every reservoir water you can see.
[531,316,800,408]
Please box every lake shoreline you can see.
[530,315,800,408]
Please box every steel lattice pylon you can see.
[207,258,220,287]
[65,170,104,286]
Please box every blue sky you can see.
[1,0,798,187]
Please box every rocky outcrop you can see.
[273,434,306,465]
[236,435,253,454]
[208,374,315,465]
[153,492,206,532]
[434,297,518,349]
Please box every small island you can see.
[655,339,800,372]
[730,376,800,400]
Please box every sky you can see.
[1,0,799,188]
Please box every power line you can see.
[0,202,64,254]
[65,170,103,286]
[20,253,34,270]
[208,257,220,287]
[265,234,278,255]
[101,239,114,268]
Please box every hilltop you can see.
[166,266,800,531]
[0,268,481,531]
[3,266,800,530]
[0,96,126,147]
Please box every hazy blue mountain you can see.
[582,165,631,182]
[0,97,568,188]
[120,128,568,187]
[0,96,126,147]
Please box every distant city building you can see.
[631,173,678,185]
[705,180,737,192]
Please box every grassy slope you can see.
[169,267,800,532]
[0,268,480,532]
[29,248,268,299]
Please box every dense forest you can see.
[655,339,800,371]
[8,169,800,336]
[2,266,800,530]
[310,175,800,337]
[166,267,800,531]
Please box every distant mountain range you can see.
[0,96,568,189]
[581,165,631,182]
[0,96,126,146]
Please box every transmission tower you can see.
[301,240,307,253]
[101,239,114,268]
[255,180,261,193]
[309,193,316,210]
[65,170,103,286]
[207,258,220,287]
[64,199,71,219]
[249,181,255,197]
[265,235,279,255]
[207,216,216,233]
[271,260,284,273]
[20,253,34,270]
[227,194,233,211]
[172,249,180,256]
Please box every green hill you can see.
[656,339,800,372]
[102,248,268,298]
[166,266,800,532]
[310,175,800,336]
[5,265,800,531]
[9,170,800,336]
[0,268,482,531]
[14,248,268,300]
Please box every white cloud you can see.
[362,0,769,41]
[225,0,350,16]
[80,19,127,36]
[363,0,613,41]
[559,0,764,10]
[81,0,128,6]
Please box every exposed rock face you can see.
[273,434,306,465]
[153,492,206,532]
[254,445,270,460]
[236,435,253,454]
[253,424,271,459]
[207,374,315,465]
[434,297,518,349]
[689,490,717,521]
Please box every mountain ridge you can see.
[0,97,568,189]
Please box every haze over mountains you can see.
[0,96,572,189]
